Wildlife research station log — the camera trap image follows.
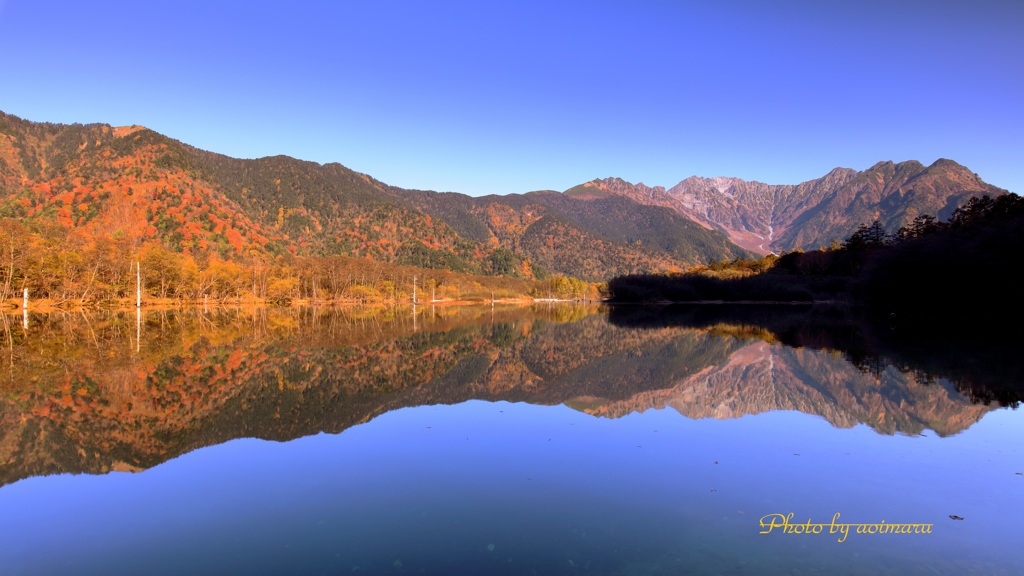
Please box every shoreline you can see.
[1,296,576,314]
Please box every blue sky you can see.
[1,0,1021,196]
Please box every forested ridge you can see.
[0,110,754,306]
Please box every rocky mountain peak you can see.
[563,161,1006,254]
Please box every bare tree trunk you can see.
[1,236,13,302]
[80,262,100,305]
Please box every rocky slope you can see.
[569,160,1008,254]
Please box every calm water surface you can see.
[0,305,1020,575]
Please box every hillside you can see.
[0,111,750,287]
[398,188,754,279]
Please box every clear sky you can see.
[1,0,1020,196]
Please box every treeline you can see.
[607,194,1024,324]
[606,304,1023,407]
[0,217,600,307]
[851,194,1024,323]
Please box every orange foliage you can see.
[226,228,244,253]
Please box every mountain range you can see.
[0,110,1010,282]
[567,159,1008,254]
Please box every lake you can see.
[0,304,1021,575]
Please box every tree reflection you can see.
[0,303,1009,488]
[607,303,1023,407]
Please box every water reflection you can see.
[0,304,1012,488]
[1,304,1023,575]
[2,400,1022,576]
[608,303,1024,407]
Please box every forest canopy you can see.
[606,194,1024,325]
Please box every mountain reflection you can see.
[0,304,1006,487]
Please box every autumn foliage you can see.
[0,112,610,305]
